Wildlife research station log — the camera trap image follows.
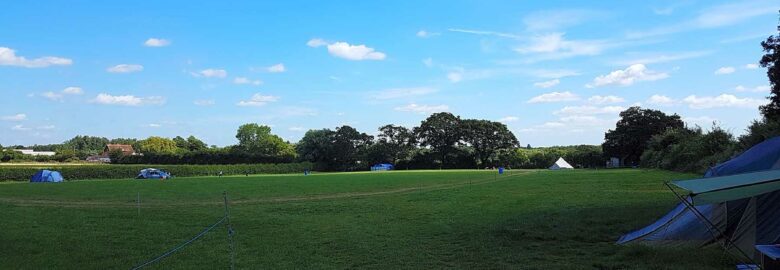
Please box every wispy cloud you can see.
[528,91,579,103]
[735,85,770,93]
[233,77,262,85]
[144,38,171,47]
[370,87,437,100]
[533,79,560,88]
[1,113,26,121]
[307,38,386,61]
[610,50,713,65]
[107,64,143,73]
[193,99,215,106]
[588,95,625,104]
[523,9,605,32]
[194,69,228,78]
[394,103,449,114]
[683,94,765,109]
[447,28,522,39]
[267,63,285,73]
[587,64,668,88]
[498,116,519,123]
[714,66,735,75]
[416,30,440,38]
[0,47,72,68]
[237,93,279,107]
[91,93,165,106]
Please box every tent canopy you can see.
[549,157,574,170]
[672,170,780,205]
[30,170,64,183]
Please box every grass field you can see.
[0,169,737,269]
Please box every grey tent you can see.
[549,157,574,170]
[618,136,780,262]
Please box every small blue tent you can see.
[371,163,394,171]
[136,168,171,179]
[30,170,64,183]
[618,136,780,260]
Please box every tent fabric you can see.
[672,170,780,204]
[30,170,64,183]
[136,168,171,179]
[370,163,394,171]
[549,157,574,170]
[618,136,780,261]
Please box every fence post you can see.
[223,192,236,270]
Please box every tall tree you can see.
[461,119,518,166]
[137,136,179,154]
[602,106,684,166]
[235,123,294,156]
[331,125,373,170]
[186,136,208,151]
[760,13,780,119]
[173,136,189,150]
[296,129,335,163]
[61,135,109,154]
[414,112,462,166]
[375,124,416,164]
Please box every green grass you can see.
[0,169,737,269]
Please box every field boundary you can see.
[0,171,529,208]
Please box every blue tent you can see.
[136,168,171,179]
[30,170,64,183]
[371,163,394,171]
[618,136,780,260]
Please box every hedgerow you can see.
[0,162,315,182]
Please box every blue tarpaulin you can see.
[371,163,394,171]
[30,170,64,183]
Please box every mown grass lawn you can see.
[0,169,736,269]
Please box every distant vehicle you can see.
[136,168,171,180]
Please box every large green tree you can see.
[374,124,416,165]
[760,14,780,119]
[414,112,462,166]
[137,136,179,154]
[295,126,372,170]
[602,106,684,166]
[235,123,294,156]
[460,119,518,166]
[296,129,335,163]
[61,135,109,154]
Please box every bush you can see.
[640,126,737,173]
[0,162,315,182]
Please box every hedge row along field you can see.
[0,162,315,181]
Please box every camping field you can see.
[0,169,737,269]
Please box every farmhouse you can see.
[86,144,137,163]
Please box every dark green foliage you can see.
[234,124,295,157]
[0,162,314,181]
[296,126,373,171]
[738,118,780,151]
[640,125,737,173]
[492,145,604,169]
[603,107,684,166]
[414,112,462,166]
[460,119,518,167]
[760,14,780,119]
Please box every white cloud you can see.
[41,91,63,101]
[308,39,386,60]
[447,28,522,39]
[498,116,519,123]
[447,72,463,83]
[422,57,433,67]
[0,47,72,68]
[237,93,279,107]
[683,94,765,109]
[36,125,55,130]
[11,124,30,131]
[735,85,770,93]
[307,38,328,47]
[523,9,603,32]
[194,69,228,78]
[267,63,285,73]
[62,87,83,95]
[745,63,759,69]
[371,87,437,100]
[144,38,171,47]
[91,93,165,106]
[588,95,625,104]
[416,30,440,38]
[394,103,449,114]
[587,64,668,88]
[533,79,560,88]
[554,105,624,116]
[233,77,262,85]
[647,95,678,106]
[326,42,386,61]
[289,126,306,132]
[107,64,144,73]
[530,69,581,79]
[514,33,609,60]
[193,99,215,106]
[1,113,26,121]
[714,66,735,75]
[528,91,580,103]
[148,123,161,128]
[611,51,713,65]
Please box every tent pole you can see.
[664,182,759,268]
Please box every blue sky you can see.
[0,0,777,147]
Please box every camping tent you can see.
[371,163,394,171]
[549,157,574,170]
[617,136,780,261]
[30,170,64,183]
[136,168,171,179]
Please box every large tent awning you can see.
[672,169,780,204]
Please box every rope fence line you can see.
[130,192,236,270]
